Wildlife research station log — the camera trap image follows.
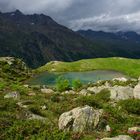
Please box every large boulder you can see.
[58,105,103,132]
[4,91,20,100]
[101,135,134,140]
[110,86,133,101]
[133,84,140,99]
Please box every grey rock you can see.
[133,84,140,99]
[41,88,54,94]
[17,100,33,108]
[128,127,140,134]
[59,105,103,132]
[79,89,91,96]
[62,90,76,95]
[106,125,111,132]
[4,91,20,100]
[110,86,133,101]
[28,92,36,96]
[87,86,109,94]
[41,105,47,110]
[112,77,128,82]
[21,110,46,121]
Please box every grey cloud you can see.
[0,0,140,33]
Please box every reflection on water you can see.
[28,70,127,86]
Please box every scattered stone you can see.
[25,111,46,121]
[128,127,140,134]
[133,84,140,99]
[59,105,103,132]
[110,86,133,101]
[17,102,28,109]
[79,89,91,96]
[106,125,111,132]
[23,85,29,88]
[41,105,47,110]
[62,90,75,95]
[17,100,33,109]
[101,135,134,140]
[28,92,36,96]
[4,91,20,100]
[87,86,109,94]
[41,88,54,94]
[113,77,128,82]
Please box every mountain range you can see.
[0,10,140,68]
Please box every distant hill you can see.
[37,57,140,78]
[1,10,140,68]
[77,30,140,58]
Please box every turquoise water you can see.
[28,70,126,86]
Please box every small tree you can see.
[72,79,82,90]
[56,76,70,92]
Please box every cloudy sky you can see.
[0,0,140,32]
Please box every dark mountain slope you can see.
[0,10,104,68]
[77,30,140,58]
[1,10,140,68]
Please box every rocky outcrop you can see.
[101,135,134,140]
[110,86,133,101]
[133,84,140,99]
[58,105,103,132]
[112,77,128,82]
[87,84,134,101]
[41,88,54,94]
[4,91,20,100]
[87,86,109,94]
[79,89,91,96]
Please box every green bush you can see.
[10,84,29,94]
[0,82,7,90]
[118,99,140,115]
[72,79,82,90]
[50,94,61,102]
[94,89,110,102]
[3,120,70,140]
[56,76,70,92]
[77,96,101,108]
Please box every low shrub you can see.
[77,96,102,108]
[118,99,140,115]
[94,89,110,102]
[0,82,7,91]
[56,76,70,92]
[3,120,70,140]
[72,79,82,90]
[50,93,62,103]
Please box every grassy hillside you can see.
[0,57,31,82]
[37,57,140,78]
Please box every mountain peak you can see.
[13,9,23,15]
